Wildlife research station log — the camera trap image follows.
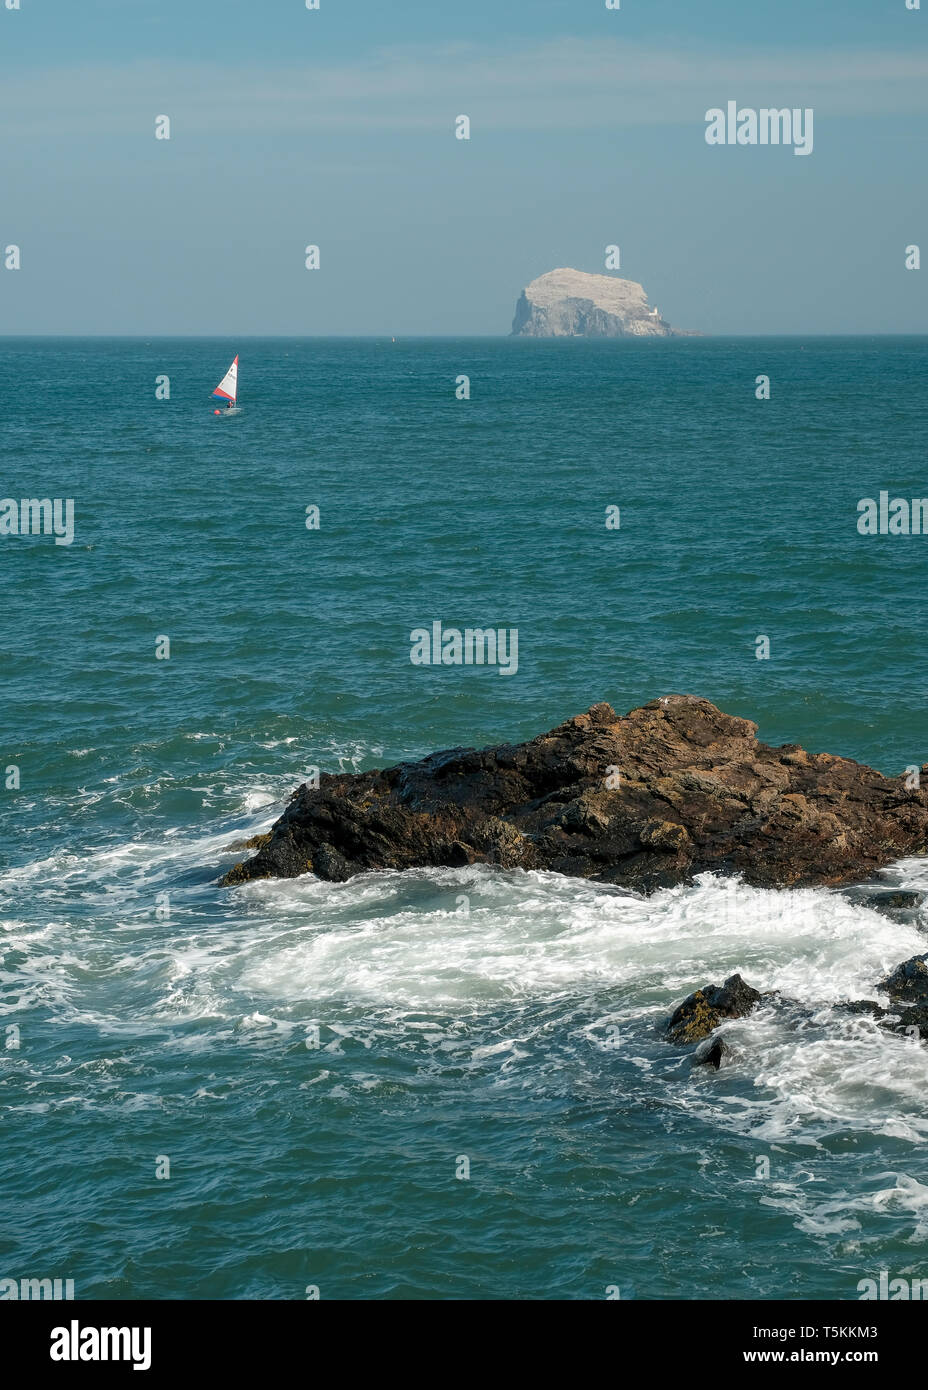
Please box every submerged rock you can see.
[835,1000,887,1020]
[222,696,928,893]
[671,952,928,1064]
[665,974,762,1044]
[693,1037,731,1069]
[870,889,924,912]
[889,1004,928,1039]
[841,885,925,919]
[879,954,928,1005]
[873,955,928,1040]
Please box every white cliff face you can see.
[511,267,683,337]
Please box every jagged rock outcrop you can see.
[665,974,763,1045]
[511,267,691,337]
[221,695,928,894]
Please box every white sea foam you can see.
[2,793,927,1150]
[234,868,922,1016]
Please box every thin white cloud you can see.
[2,39,928,139]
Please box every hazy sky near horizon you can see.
[1,0,926,335]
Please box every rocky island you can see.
[511,267,692,337]
[222,695,928,894]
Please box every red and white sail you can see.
[212,355,239,402]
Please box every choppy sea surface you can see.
[1,336,927,1300]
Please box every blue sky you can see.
[1,0,926,333]
[4,1,919,63]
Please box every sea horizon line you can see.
[1,332,926,342]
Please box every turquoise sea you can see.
[2,336,927,1300]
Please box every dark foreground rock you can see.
[875,954,928,1038]
[879,954,928,1005]
[669,954,928,1064]
[665,974,763,1044]
[221,695,928,892]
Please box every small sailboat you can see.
[212,355,241,415]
